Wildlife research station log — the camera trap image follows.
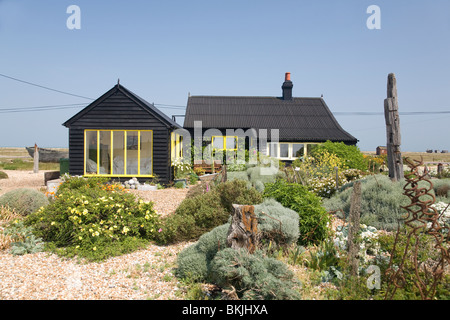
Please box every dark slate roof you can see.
[183,96,358,143]
[63,84,181,129]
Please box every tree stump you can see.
[226,204,258,254]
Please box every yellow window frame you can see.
[171,132,183,161]
[211,136,238,151]
[84,129,154,177]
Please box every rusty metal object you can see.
[384,158,450,300]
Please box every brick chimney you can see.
[282,72,293,100]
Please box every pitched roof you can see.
[183,95,358,143]
[63,84,181,129]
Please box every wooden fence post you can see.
[226,204,258,254]
[347,180,362,277]
[384,73,404,181]
[33,143,39,173]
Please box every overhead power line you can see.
[0,73,95,100]
[334,111,450,116]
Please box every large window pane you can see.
[113,131,125,175]
[212,137,224,150]
[292,144,304,158]
[126,131,139,175]
[280,144,289,158]
[85,131,98,174]
[99,131,111,174]
[226,136,237,150]
[268,143,278,158]
[140,131,152,175]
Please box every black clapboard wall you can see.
[63,83,181,184]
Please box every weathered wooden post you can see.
[227,204,258,253]
[33,143,39,173]
[384,73,404,181]
[347,180,362,277]
[334,166,339,190]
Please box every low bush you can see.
[0,188,49,216]
[263,180,331,245]
[0,171,8,179]
[323,175,410,231]
[156,180,263,244]
[2,220,44,255]
[176,199,301,299]
[24,176,161,262]
[210,248,301,300]
[309,140,367,171]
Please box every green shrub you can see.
[174,181,185,189]
[176,199,299,279]
[0,171,8,179]
[176,199,301,300]
[156,180,263,244]
[24,176,161,262]
[214,179,263,212]
[209,248,301,300]
[0,188,49,216]
[310,141,367,171]
[323,175,410,231]
[226,171,249,182]
[263,180,331,245]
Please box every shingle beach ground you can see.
[0,170,193,300]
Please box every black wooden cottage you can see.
[63,83,181,184]
[183,73,358,161]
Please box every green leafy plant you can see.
[156,180,262,244]
[0,170,8,179]
[24,176,161,262]
[309,141,367,171]
[263,180,331,245]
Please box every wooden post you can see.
[226,204,258,254]
[33,143,39,173]
[335,166,339,190]
[384,73,404,181]
[347,180,361,277]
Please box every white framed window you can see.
[266,142,318,160]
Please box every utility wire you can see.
[1,73,448,115]
[0,73,95,100]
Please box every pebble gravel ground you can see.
[0,170,194,300]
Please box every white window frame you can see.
[266,142,318,160]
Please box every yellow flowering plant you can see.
[24,175,161,261]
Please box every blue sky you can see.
[0,0,449,152]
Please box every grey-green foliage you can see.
[3,221,44,255]
[227,171,249,182]
[209,248,301,300]
[323,174,436,231]
[256,198,299,246]
[176,199,300,297]
[226,166,285,192]
[0,188,49,216]
[431,178,450,202]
